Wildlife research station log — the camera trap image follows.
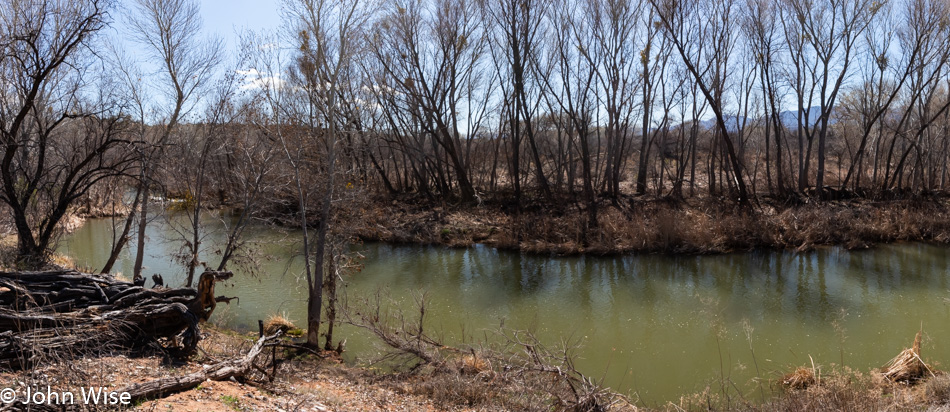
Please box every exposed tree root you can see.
[0,269,233,369]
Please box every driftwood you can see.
[120,332,281,402]
[0,269,234,369]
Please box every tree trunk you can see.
[101,189,142,274]
[133,181,149,283]
[324,252,337,351]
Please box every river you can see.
[58,213,950,405]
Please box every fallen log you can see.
[121,332,281,402]
[0,269,235,369]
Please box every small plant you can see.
[220,395,240,410]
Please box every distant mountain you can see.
[699,115,748,133]
[777,106,829,129]
[693,106,836,133]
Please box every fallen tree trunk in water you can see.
[0,269,233,369]
[120,332,281,402]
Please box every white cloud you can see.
[237,68,284,91]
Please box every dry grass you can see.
[457,352,492,376]
[882,331,936,383]
[782,367,818,390]
[763,381,902,411]
[263,313,297,335]
[660,364,950,412]
[0,235,16,270]
[397,371,502,409]
[923,374,950,404]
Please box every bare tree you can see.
[838,0,942,191]
[633,6,666,196]
[97,44,150,275]
[650,0,752,205]
[213,105,282,272]
[541,0,600,230]
[743,0,788,196]
[581,0,644,199]
[164,68,240,287]
[481,0,551,205]
[284,0,370,348]
[779,0,879,194]
[124,0,223,284]
[368,0,487,204]
[0,0,139,266]
[873,0,950,192]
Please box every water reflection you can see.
[59,218,950,404]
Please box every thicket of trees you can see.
[245,0,950,214]
[324,0,949,206]
[3,0,950,347]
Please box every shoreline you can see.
[0,322,946,411]
[349,195,950,256]
[33,193,950,262]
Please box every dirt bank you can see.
[350,195,950,255]
[0,326,468,412]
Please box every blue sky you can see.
[105,0,284,119]
[199,0,282,50]
[108,1,283,64]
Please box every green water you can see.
[59,214,950,405]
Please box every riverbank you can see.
[8,196,950,410]
[0,325,469,411]
[351,194,950,255]
[0,323,947,411]
[3,253,950,411]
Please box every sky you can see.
[120,0,861,125]
[198,0,282,50]
[105,1,285,118]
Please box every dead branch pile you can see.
[0,269,233,369]
[120,332,282,402]
[344,290,627,411]
[882,331,935,383]
[344,291,449,369]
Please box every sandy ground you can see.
[0,327,485,412]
